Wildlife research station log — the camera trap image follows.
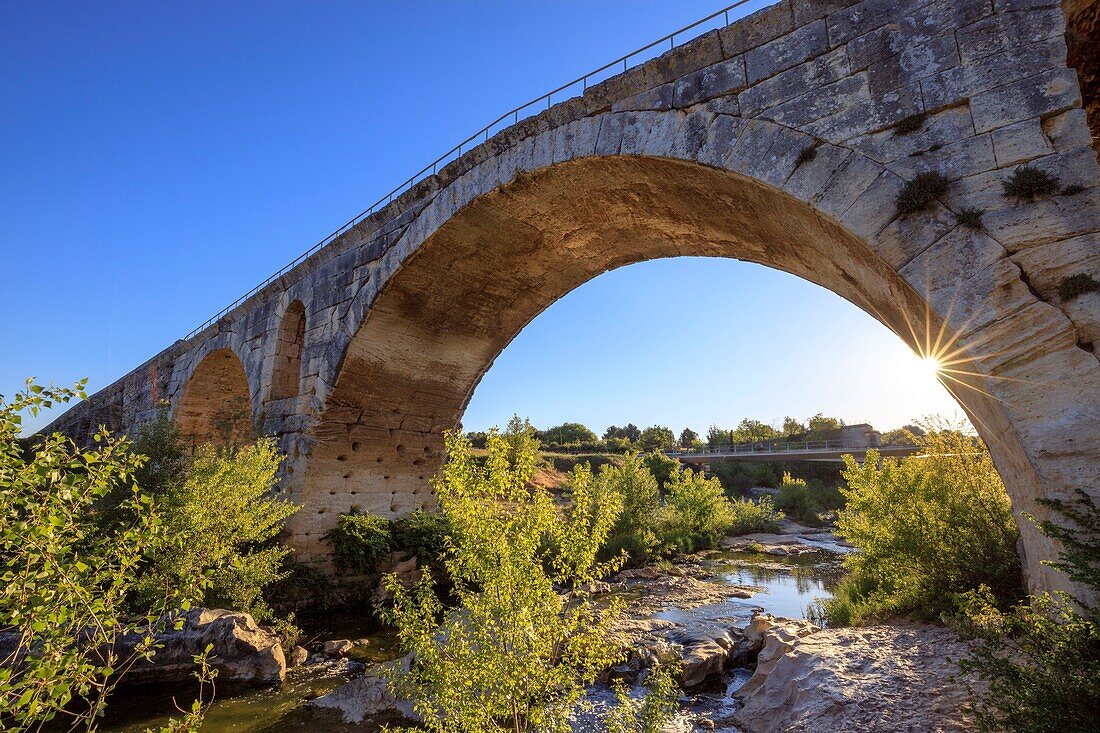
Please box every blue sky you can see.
[1,1,960,435]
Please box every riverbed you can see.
[104,545,842,732]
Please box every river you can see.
[104,546,843,732]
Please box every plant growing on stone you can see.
[794,144,817,169]
[1002,165,1060,201]
[823,425,1021,626]
[1058,273,1100,302]
[0,380,209,733]
[896,171,949,215]
[325,508,393,574]
[950,489,1100,733]
[606,660,682,733]
[955,206,984,228]
[892,112,927,135]
[381,427,625,733]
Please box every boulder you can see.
[323,639,354,657]
[736,613,819,697]
[288,645,309,667]
[734,624,982,732]
[122,608,285,685]
[309,656,417,724]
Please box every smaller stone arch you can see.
[174,348,253,450]
[270,299,306,401]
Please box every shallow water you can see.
[104,551,840,731]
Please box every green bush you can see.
[642,450,680,490]
[0,381,209,733]
[950,489,1100,732]
[727,495,783,536]
[392,508,452,567]
[595,453,662,564]
[822,429,1021,625]
[660,469,736,552]
[325,509,393,574]
[775,472,817,524]
[133,438,298,623]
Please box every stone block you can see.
[956,8,1065,64]
[764,73,867,129]
[984,188,1100,253]
[670,109,715,160]
[872,193,959,270]
[900,227,1035,338]
[921,37,1069,112]
[826,0,933,46]
[746,19,829,84]
[695,114,746,168]
[971,68,1082,135]
[886,134,996,182]
[739,47,849,116]
[723,119,784,175]
[1010,233,1100,295]
[594,113,626,156]
[672,56,747,108]
[748,125,816,187]
[992,119,1055,167]
[719,1,795,57]
[783,143,853,202]
[646,29,725,85]
[864,33,960,95]
[1041,108,1094,152]
[810,152,884,217]
[804,81,922,143]
[791,0,858,26]
[847,105,975,164]
[612,83,675,112]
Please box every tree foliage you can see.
[823,428,1021,625]
[596,453,662,563]
[0,381,209,733]
[637,426,675,453]
[381,427,625,733]
[539,422,597,446]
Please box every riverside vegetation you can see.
[4,384,1098,732]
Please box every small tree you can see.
[382,428,625,733]
[678,428,699,449]
[638,426,676,452]
[661,468,735,552]
[596,453,662,563]
[706,425,729,449]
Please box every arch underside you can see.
[174,347,253,450]
[292,155,1037,571]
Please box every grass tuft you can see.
[956,207,984,228]
[794,144,818,169]
[1058,273,1100,302]
[893,112,928,135]
[896,171,949,216]
[1061,184,1085,196]
[1002,165,1060,201]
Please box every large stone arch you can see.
[288,107,1099,598]
[42,0,1100,596]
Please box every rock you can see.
[309,657,417,724]
[737,614,819,698]
[288,645,309,667]
[323,639,354,657]
[121,608,285,686]
[734,624,983,733]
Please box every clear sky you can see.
[1,1,961,435]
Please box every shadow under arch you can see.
[271,299,307,401]
[292,154,1055,588]
[174,347,254,451]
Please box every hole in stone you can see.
[343,472,351,479]
[337,455,347,462]
[376,457,384,464]
[351,442,360,451]
[396,444,405,452]
[384,475,391,480]
[286,465,295,474]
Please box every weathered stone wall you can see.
[45,0,1100,595]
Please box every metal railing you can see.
[665,440,869,457]
[184,0,757,339]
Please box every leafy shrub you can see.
[596,453,662,564]
[642,450,680,490]
[660,469,736,552]
[133,438,297,623]
[607,661,681,733]
[711,459,778,494]
[0,381,209,733]
[896,171,949,215]
[382,428,625,733]
[822,428,1021,625]
[775,472,817,524]
[325,509,393,574]
[955,206,984,228]
[951,490,1100,732]
[1058,273,1100,302]
[727,495,783,536]
[391,508,452,567]
[1002,165,1060,201]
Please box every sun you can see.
[920,355,942,375]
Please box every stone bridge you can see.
[46,0,1100,594]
